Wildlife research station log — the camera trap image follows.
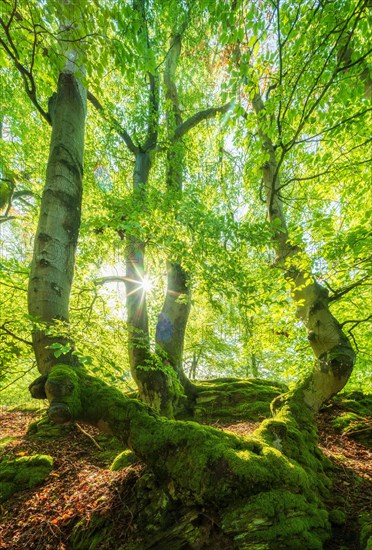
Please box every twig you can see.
[75,423,104,451]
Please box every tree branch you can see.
[87,91,138,155]
[143,71,160,151]
[329,275,370,302]
[0,322,33,346]
[0,33,51,125]
[94,276,128,286]
[340,314,372,329]
[173,102,232,141]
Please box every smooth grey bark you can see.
[27,67,87,374]
[155,30,231,398]
[252,94,355,412]
[155,33,193,395]
[124,149,187,415]
[120,6,178,415]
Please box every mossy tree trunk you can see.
[32,363,333,548]
[252,93,355,413]
[117,0,181,417]
[154,28,231,403]
[125,149,181,417]
[125,24,230,416]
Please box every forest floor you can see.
[0,402,371,550]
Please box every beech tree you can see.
[1,0,371,547]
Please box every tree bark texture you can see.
[125,152,180,416]
[30,364,332,548]
[28,69,86,374]
[155,31,193,395]
[125,152,151,375]
[156,262,191,385]
[252,94,355,412]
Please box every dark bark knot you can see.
[51,282,62,296]
[37,240,65,263]
[38,232,52,243]
[39,258,50,267]
[319,345,355,378]
[309,300,325,314]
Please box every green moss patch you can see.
[328,508,346,526]
[0,454,53,502]
[359,512,372,550]
[330,412,371,447]
[333,391,372,417]
[110,450,138,471]
[222,490,329,549]
[27,416,75,439]
[192,378,286,422]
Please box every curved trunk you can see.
[28,68,86,374]
[30,364,332,548]
[154,31,194,398]
[156,261,193,392]
[253,94,355,412]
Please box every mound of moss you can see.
[110,450,138,471]
[27,416,75,439]
[0,454,53,502]
[192,378,287,422]
[359,512,372,550]
[331,398,372,448]
[334,391,372,417]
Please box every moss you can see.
[359,512,372,550]
[45,364,83,421]
[0,454,53,502]
[88,434,125,466]
[71,515,115,550]
[47,369,325,508]
[328,508,346,526]
[192,379,286,422]
[222,490,329,549]
[110,450,138,471]
[331,411,364,429]
[334,391,372,417]
[40,366,333,546]
[330,412,371,446]
[27,415,74,439]
[124,409,320,508]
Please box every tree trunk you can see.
[155,143,192,396]
[253,94,355,412]
[125,152,179,416]
[27,68,86,375]
[125,152,151,375]
[156,261,193,391]
[32,364,332,548]
[154,31,194,399]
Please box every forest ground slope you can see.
[0,395,371,549]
